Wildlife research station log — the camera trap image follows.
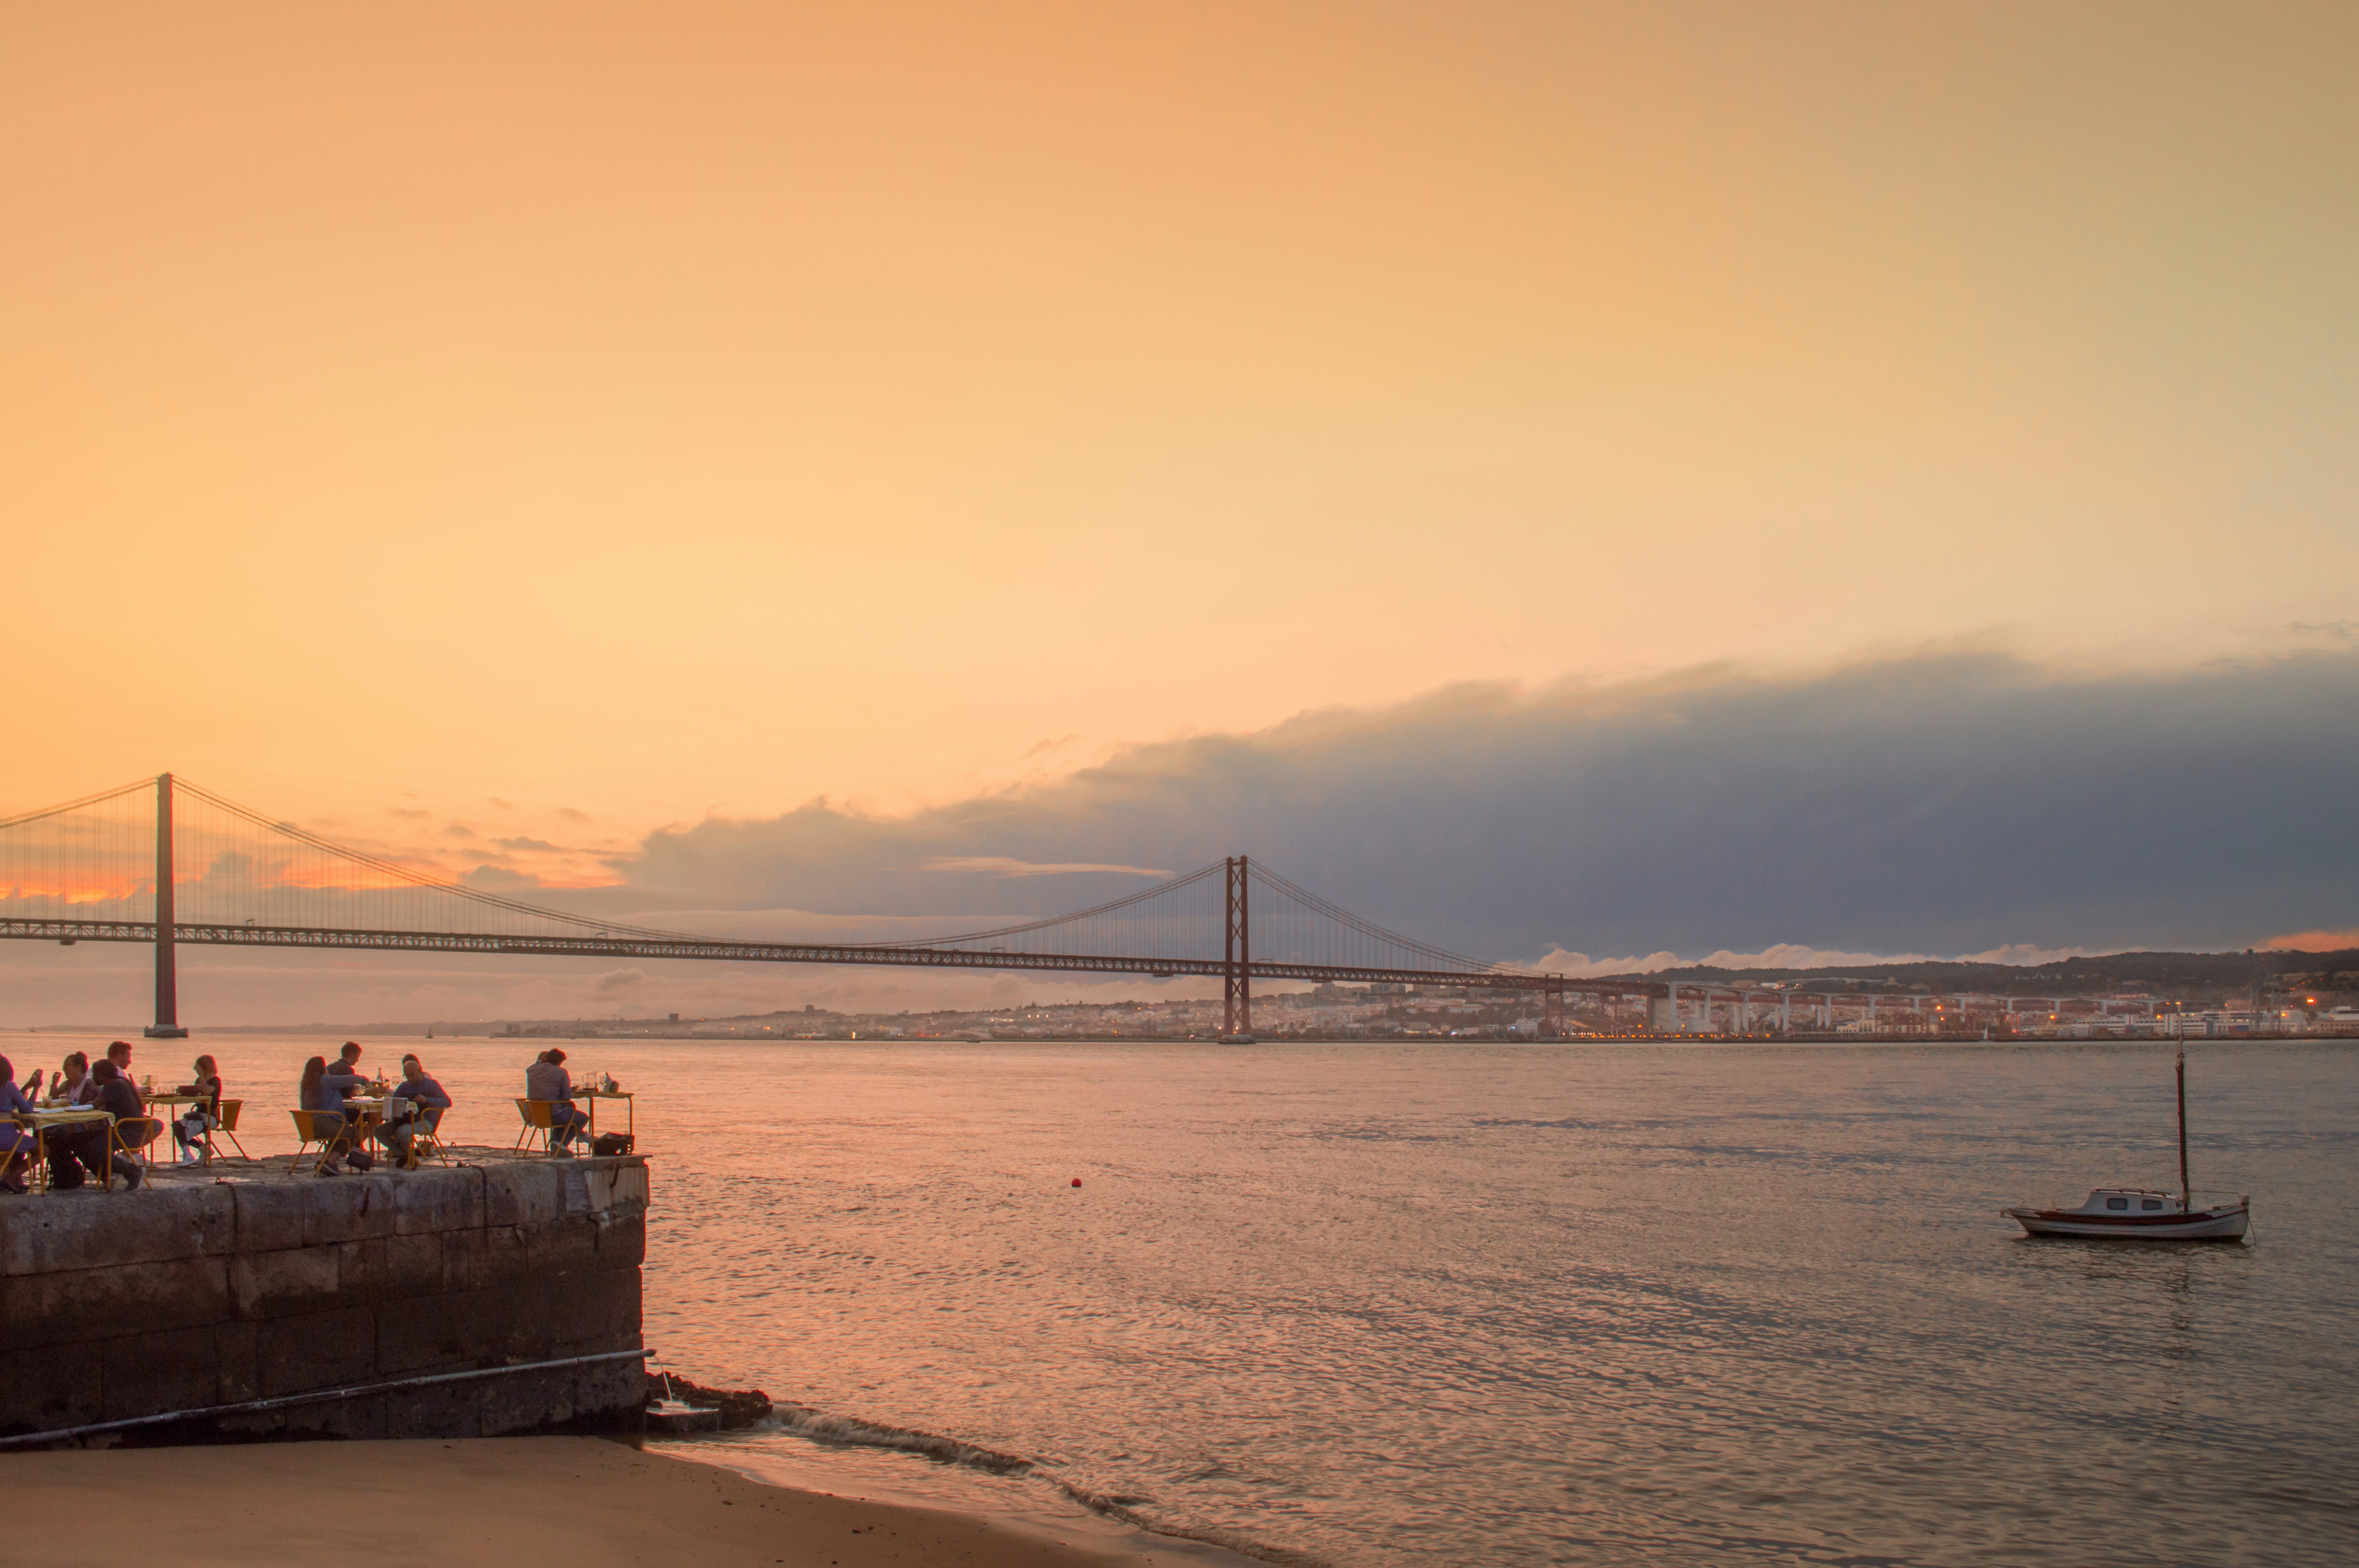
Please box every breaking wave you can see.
[756,1399,1319,1567]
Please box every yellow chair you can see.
[513,1097,564,1155]
[105,1114,159,1191]
[411,1103,453,1166]
[208,1099,250,1161]
[287,1109,359,1173]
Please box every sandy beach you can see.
[4,1436,1257,1568]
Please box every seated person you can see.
[51,1050,94,1106]
[378,1054,452,1170]
[336,1040,369,1086]
[0,1053,36,1194]
[171,1054,225,1165]
[524,1049,589,1152]
[104,1040,141,1105]
[47,1060,148,1191]
[299,1055,373,1175]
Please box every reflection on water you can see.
[11,1031,2350,1566]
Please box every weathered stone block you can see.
[0,1183,234,1276]
[483,1161,567,1228]
[231,1245,341,1320]
[440,1225,530,1294]
[215,1319,260,1404]
[576,1353,649,1423]
[100,1324,221,1422]
[523,1216,602,1277]
[231,1179,307,1253]
[255,1306,375,1397]
[393,1166,484,1235]
[479,1364,579,1437]
[565,1156,651,1218]
[0,1343,104,1436]
[336,1238,388,1301]
[384,1231,443,1298]
[302,1174,401,1246]
[380,1374,488,1441]
[374,1282,537,1375]
[597,1213,647,1271]
[5,1255,230,1350]
[540,1267,642,1355]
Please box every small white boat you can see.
[2006,1048,2251,1242]
[2005,1188,2250,1241]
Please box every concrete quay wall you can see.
[0,1156,649,1445]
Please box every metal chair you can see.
[411,1103,454,1166]
[207,1099,250,1161]
[105,1114,160,1190]
[287,1109,362,1173]
[513,1097,560,1155]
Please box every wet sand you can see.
[5,1436,1250,1567]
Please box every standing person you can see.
[525,1049,588,1153]
[300,1056,373,1175]
[380,1054,453,1170]
[171,1054,225,1165]
[0,1054,36,1194]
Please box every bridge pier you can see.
[1222,855,1252,1038]
[145,772,187,1039]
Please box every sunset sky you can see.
[4,4,2355,1020]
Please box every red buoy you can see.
[1071,1178,1083,1187]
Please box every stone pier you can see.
[0,1154,648,1445]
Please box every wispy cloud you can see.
[1535,941,2094,977]
[2264,928,2359,954]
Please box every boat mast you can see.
[2176,1048,2190,1210]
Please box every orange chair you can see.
[513,1098,565,1156]
[208,1099,250,1161]
[287,1109,362,1173]
[108,1115,162,1188]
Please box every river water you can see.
[11,1032,2353,1566]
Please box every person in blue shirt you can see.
[379,1053,453,1170]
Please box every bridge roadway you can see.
[1,916,1650,1000]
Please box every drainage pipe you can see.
[0,1346,652,1450]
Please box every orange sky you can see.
[5,2,2355,857]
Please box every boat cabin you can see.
[2072,1188,2183,1215]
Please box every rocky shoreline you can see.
[646,1371,773,1428]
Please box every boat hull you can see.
[2005,1202,2248,1241]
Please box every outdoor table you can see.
[144,1093,206,1162]
[14,1107,118,1191]
[580,1089,633,1143]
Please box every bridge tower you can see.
[145,771,187,1038]
[1543,981,1565,1037]
[1222,855,1251,1038]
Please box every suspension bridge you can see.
[2,774,1648,1039]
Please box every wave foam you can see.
[758,1400,1321,1566]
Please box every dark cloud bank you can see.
[613,652,2359,964]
